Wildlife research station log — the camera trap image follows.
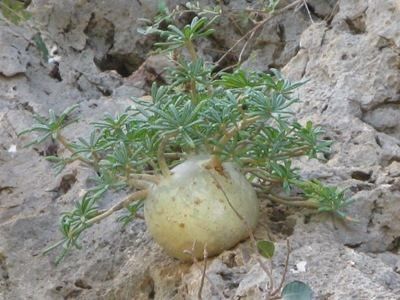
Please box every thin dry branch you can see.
[267,193,318,208]
[302,0,314,23]
[271,239,291,297]
[184,241,225,299]
[87,189,148,225]
[215,0,303,67]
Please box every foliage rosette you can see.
[19,4,352,264]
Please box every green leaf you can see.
[32,33,49,62]
[256,240,275,258]
[282,281,313,300]
[0,0,31,25]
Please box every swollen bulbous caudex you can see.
[144,155,259,261]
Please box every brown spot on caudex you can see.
[179,223,185,228]
[204,155,225,176]
[194,198,202,205]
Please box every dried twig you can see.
[86,189,148,225]
[184,241,225,299]
[271,239,291,296]
[215,0,302,67]
[302,0,314,23]
[198,244,208,299]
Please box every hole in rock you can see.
[94,54,143,77]
[74,279,92,290]
[49,64,62,81]
[65,290,82,299]
[139,276,155,299]
[375,136,382,147]
[53,172,77,195]
[345,14,366,35]
[387,236,400,253]
[344,242,363,249]
[351,170,372,181]
[84,13,144,77]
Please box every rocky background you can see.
[1,0,400,299]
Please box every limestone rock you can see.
[0,26,29,77]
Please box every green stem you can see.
[85,189,148,227]
[190,79,198,105]
[128,173,161,184]
[273,146,310,160]
[214,116,260,153]
[57,134,94,166]
[186,40,198,61]
[158,137,171,178]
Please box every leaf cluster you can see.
[19,4,352,262]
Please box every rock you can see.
[1,0,400,299]
[307,0,338,19]
[0,26,29,77]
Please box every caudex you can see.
[19,3,352,265]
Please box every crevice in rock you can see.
[49,171,77,198]
[94,54,142,77]
[268,24,286,69]
[344,241,363,249]
[139,276,156,299]
[0,252,10,291]
[84,13,144,77]
[351,170,372,181]
[17,101,34,114]
[345,13,366,35]
[36,141,59,157]
[387,236,400,253]
[49,63,62,82]
[367,199,383,233]
[65,289,82,299]
[74,279,92,290]
[375,136,382,148]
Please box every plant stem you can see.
[266,194,318,208]
[186,40,198,61]
[57,134,94,166]
[190,79,198,105]
[128,173,161,184]
[183,241,225,300]
[273,146,310,160]
[214,116,260,153]
[215,0,303,66]
[158,137,171,178]
[270,239,291,297]
[246,169,281,184]
[86,189,148,226]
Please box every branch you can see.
[215,0,303,66]
[266,193,318,208]
[57,134,95,166]
[86,189,148,226]
[271,239,291,297]
[128,173,161,184]
[214,116,260,153]
[158,136,171,178]
[183,241,225,299]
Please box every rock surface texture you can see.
[1,0,400,299]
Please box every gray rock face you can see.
[0,29,29,77]
[1,0,400,299]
